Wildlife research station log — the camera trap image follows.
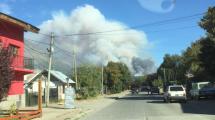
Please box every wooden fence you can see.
[0,110,42,120]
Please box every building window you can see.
[9,45,19,56]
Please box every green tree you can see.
[118,63,132,90]
[157,6,215,85]
[198,6,215,81]
[105,61,131,93]
[198,37,215,81]
[0,47,14,102]
[182,39,204,81]
[77,64,102,98]
[152,79,163,88]
[199,6,215,37]
[158,54,186,84]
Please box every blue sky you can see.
[1,0,215,66]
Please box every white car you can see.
[164,85,187,103]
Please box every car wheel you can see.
[166,98,170,103]
[195,96,200,100]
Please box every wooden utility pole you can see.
[73,48,78,89]
[46,32,54,107]
[164,68,167,87]
[101,65,104,95]
[38,79,42,111]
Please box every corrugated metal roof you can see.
[50,70,75,84]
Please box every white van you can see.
[190,82,209,100]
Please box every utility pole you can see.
[38,79,42,111]
[46,32,54,107]
[73,48,78,89]
[101,64,104,95]
[163,68,166,86]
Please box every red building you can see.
[0,12,39,108]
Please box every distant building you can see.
[24,70,75,106]
[0,12,39,109]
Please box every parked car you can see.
[199,83,215,99]
[141,86,150,92]
[164,85,187,103]
[190,82,209,100]
[150,86,160,94]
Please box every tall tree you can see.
[198,6,215,81]
[105,61,131,93]
[199,6,215,37]
[158,54,186,84]
[118,63,131,90]
[77,64,102,98]
[198,37,215,81]
[182,39,204,81]
[0,47,14,102]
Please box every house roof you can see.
[25,69,75,88]
[0,12,39,33]
[49,70,75,84]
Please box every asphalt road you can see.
[81,92,215,120]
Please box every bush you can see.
[76,88,89,99]
[88,87,99,97]
[77,87,100,99]
[9,103,17,116]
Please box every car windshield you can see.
[202,83,215,89]
[199,84,208,89]
[170,87,183,91]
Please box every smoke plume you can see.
[132,57,156,76]
[26,5,155,75]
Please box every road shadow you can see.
[180,99,215,115]
[107,93,215,115]
[144,94,215,115]
[105,96,119,100]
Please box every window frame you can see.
[9,44,19,56]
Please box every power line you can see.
[25,47,48,69]
[59,12,203,37]
[144,25,198,34]
[54,45,87,65]
[25,44,48,55]
[54,45,73,57]
[24,38,49,45]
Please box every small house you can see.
[24,70,75,106]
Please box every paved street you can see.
[81,92,215,120]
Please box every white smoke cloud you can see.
[26,5,154,74]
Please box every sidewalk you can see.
[32,90,130,120]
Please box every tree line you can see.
[155,6,215,88]
[75,61,132,99]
